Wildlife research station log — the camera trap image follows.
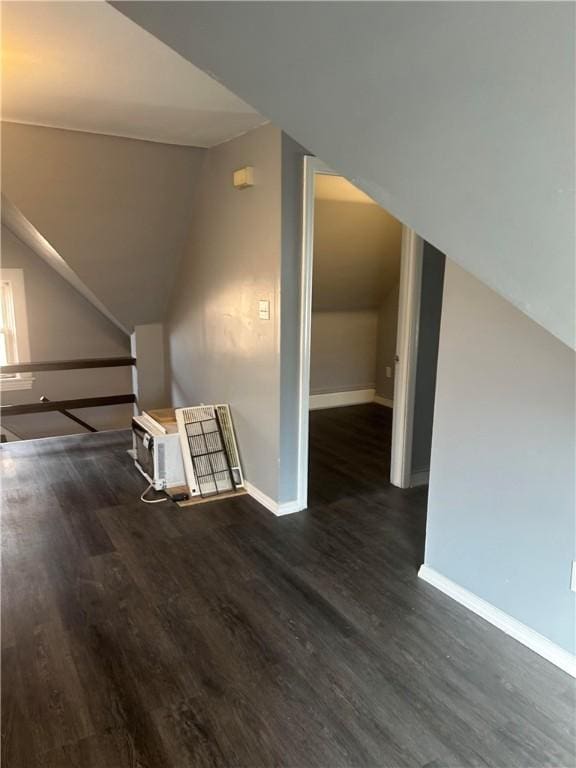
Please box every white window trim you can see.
[0,269,35,391]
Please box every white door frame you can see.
[296,155,423,511]
[389,229,424,488]
[296,157,340,510]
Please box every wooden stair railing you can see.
[1,394,136,417]
[0,357,137,435]
[39,396,99,433]
[0,356,136,375]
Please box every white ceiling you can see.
[1,1,266,148]
[315,175,377,205]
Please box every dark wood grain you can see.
[40,396,99,433]
[1,406,574,767]
[1,394,136,417]
[0,357,136,375]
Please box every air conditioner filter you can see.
[176,405,244,497]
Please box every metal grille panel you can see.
[176,405,240,498]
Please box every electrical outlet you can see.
[386,366,392,379]
[571,561,576,592]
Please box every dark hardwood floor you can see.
[1,404,574,767]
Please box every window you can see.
[0,269,33,391]
[0,280,17,366]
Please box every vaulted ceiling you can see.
[1,0,265,147]
[313,177,401,312]
[112,1,575,348]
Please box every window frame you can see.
[0,269,34,391]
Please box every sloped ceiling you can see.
[1,195,129,335]
[1,122,206,330]
[315,175,375,205]
[112,1,576,348]
[1,0,265,147]
[313,178,401,312]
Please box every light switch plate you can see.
[258,300,270,320]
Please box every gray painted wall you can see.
[375,283,399,402]
[2,122,205,330]
[1,195,128,335]
[1,226,133,438]
[312,199,401,312]
[310,310,379,395]
[411,245,445,473]
[426,261,575,653]
[168,124,282,500]
[130,323,168,413]
[114,1,576,349]
[310,197,400,396]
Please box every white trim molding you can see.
[0,268,33,386]
[309,388,375,410]
[245,481,301,516]
[0,375,34,391]
[419,565,576,678]
[296,156,342,512]
[390,229,423,489]
[373,395,394,408]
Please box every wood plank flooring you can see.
[1,404,574,767]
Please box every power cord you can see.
[140,483,168,504]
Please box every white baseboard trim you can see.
[410,469,429,487]
[245,481,301,516]
[276,499,303,516]
[373,395,394,408]
[309,388,375,410]
[418,565,576,677]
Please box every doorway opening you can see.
[296,157,445,513]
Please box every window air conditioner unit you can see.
[131,413,186,491]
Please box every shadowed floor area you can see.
[1,405,574,767]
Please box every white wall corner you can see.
[131,322,167,413]
[276,499,303,516]
[418,565,576,678]
[245,481,302,516]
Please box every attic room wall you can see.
[168,123,282,501]
[113,1,575,349]
[375,284,399,403]
[1,122,205,330]
[310,310,379,395]
[167,125,306,505]
[425,261,575,654]
[1,226,132,439]
[310,198,401,397]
